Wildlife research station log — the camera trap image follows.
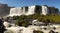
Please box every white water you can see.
[3,21,11,28]
[4,26,40,33]
[3,21,60,33]
[4,26,25,33]
[25,6,35,15]
[8,6,36,16]
[9,7,23,16]
[3,20,41,33]
[41,6,48,15]
[8,5,49,16]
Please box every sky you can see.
[0,0,60,9]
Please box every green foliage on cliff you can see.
[12,14,60,26]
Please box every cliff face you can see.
[0,4,11,17]
[0,4,59,17]
[9,5,59,16]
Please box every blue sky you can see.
[0,0,60,9]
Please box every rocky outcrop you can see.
[0,4,12,17]
[0,19,5,33]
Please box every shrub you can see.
[33,30,44,33]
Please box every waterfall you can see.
[22,7,26,15]
[41,6,48,15]
[9,7,22,16]
[26,6,35,15]
[9,8,17,16]
[8,6,36,16]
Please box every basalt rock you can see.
[0,19,5,33]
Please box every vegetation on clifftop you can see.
[13,14,60,22]
[7,14,60,26]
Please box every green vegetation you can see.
[33,30,44,33]
[8,14,60,26]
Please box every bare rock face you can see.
[0,4,11,17]
[0,19,5,33]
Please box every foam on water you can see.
[4,25,40,33]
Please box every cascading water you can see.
[3,20,41,33]
[8,6,36,16]
[4,19,60,33]
[41,6,48,15]
[4,26,41,33]
[9,8,17,16]
[9,7,23,16]
[26,6,35,15]
[22,7,26,15]
[3,21,11,28]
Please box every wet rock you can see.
[0,19,5,33]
